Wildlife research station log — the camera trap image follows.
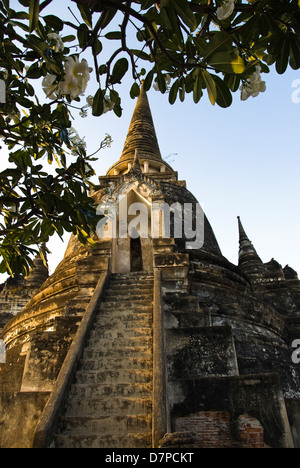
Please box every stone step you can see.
[106,283,153,292]
[100,299,153,308]
[79,356,152,372]
[59,414,152,435]
[109,274,153,280]
[108,278,153,286]
[103,292,153,301]
[94,311,152,322]
[89,326,152,340]
[82,345,152,358]
[107,277,153,284]
[97,312,153,322]
[67,296,91,308]
[54,432,152,449]
[107,284,153,292]
[110,273,154,279]
[75,368,152,385]
[105,285,153,293]
[64,397,152,418]
[69,382,152,399]
[66,296,92,317]
[92,319,152,332]
[99,304,153,314]
[82,345,152,360]
[95,308,152,318]
[86,336,152,350]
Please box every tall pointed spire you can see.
[238,216,250,243]
[120,81,162,162]
[237,216,263,276]
[25,253,49,287]
[105,82,174,176]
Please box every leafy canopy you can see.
[0,0,300,276]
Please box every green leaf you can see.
[207,51,245,74]
[40,0,53,12]
[43,14,64,31]
[289,35,300,70]
[169,79,179,104]
[201,70,217,106]
[130,49,151,61]
[105,31,122,40]
[170,0,197,31]
[179,78,185,102]
[193,71,203,103]
[161,6,183,47]
[9,19,30,32]
[276,38,289,74]
[26,62,43,79]
[29,0,40,32]
[193,36,207,57]
[203,31,232,61]
[143,70,154,91]
[212,75,232,108]
[157,70,166,93]
[77,3,93,28]
[77,24,90,48]
[62,35,76,43]
[140,0,156,9]
[113,103,122,117]
[99,64,107,75]
[94,39,102,55]
[130,82,140,99]
[92,89,104,117]
[98,9,117,29]
[224,74,241,92]
[111,58,129,84]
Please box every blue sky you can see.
[1,0,300,279]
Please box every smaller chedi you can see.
[0,254,49,331]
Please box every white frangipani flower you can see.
[42,57,92,101]
[153,81,159,91]
[60,56,92,100]
[42,74,61,100]
[47,33,64,53]
[216,0,236,21]
[0,68,8,80]
[68,127,87,155]
[103,96,115,114]
[104,133,112,148]
[165,74,171,87]
[240,65,266,101]
[86,95,94,107]
[153,73,171,91]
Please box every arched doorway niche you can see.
[110,187,154,274]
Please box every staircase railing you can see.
[32,263,110,448]
[152,268,170,448]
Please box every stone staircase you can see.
[54,272,154,448]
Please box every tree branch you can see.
[72,0,188,70]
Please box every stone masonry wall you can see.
[174,411,264,448]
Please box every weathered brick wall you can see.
[236,414,265,448]
[174,411,264,448]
